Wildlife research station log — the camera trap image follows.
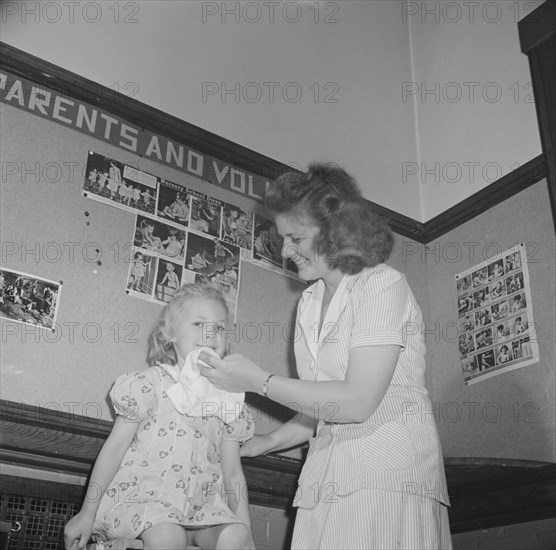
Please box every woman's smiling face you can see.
[275,212,337,284]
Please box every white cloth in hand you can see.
[164,347,245,424]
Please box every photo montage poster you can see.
[456,243,539,385]
[0,267,62,331]
[83,151,299,318]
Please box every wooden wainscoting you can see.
[1,398,555,537]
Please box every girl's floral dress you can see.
[93,366,254,540]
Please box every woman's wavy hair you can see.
[147,283,228,367]
[265,162,394,275]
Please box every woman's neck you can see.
[321,269,345,298]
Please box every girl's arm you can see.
[199,345,400,424]
[64,416,139,550]
[220,439,251,527]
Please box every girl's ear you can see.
[164,325,175,345]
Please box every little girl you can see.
[64,284,256,550]
[161,262,180,290]
[128,251,150,292]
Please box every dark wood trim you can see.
[371,206,426,244]
[422,155,547,242]
[0,398,113,439]
[1,474,86,504]
[526,47,556,230]
[0,42,551,242]
[518,0,556,54]
[519,1,556,232]
[1,399,555,530]
[0,41,423,243]
[0,42,289,184]
[447,461,556,533]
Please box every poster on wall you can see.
[83,151,158,216]
[250,215,298,278]
[84,150,299,319]
[0,268,62,330]
[456,243,539,385]
[184,233,241,315]
[126,248,159,300]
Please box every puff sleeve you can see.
[109,368,159,422]
[222,404,255,444]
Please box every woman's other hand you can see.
[240,434,277,457]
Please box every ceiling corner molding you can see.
[0,42,547,244]
[422,155,547,242]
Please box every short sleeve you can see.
[222,404,255,443]
[109,368,159,422]
[350,268,408,349]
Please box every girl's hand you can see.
[240,434,276,457]
[64,511,94,550]
[198,353,268,393]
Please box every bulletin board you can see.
[0,67,305,431]
[79,149,298,316]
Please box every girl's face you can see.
[171,297,227,365]
[275,213,341,285]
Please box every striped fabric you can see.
[292,264,452,549]
[292,489,452,550]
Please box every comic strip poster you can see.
[0,268,62,330]
[456,243,539,385]
[84,151,300,318]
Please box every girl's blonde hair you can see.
[147,283,228,367]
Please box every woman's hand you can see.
[198,352,268,393]
[240,434,277,457]
[64,511,94,550]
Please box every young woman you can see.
[199,163,452,550]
